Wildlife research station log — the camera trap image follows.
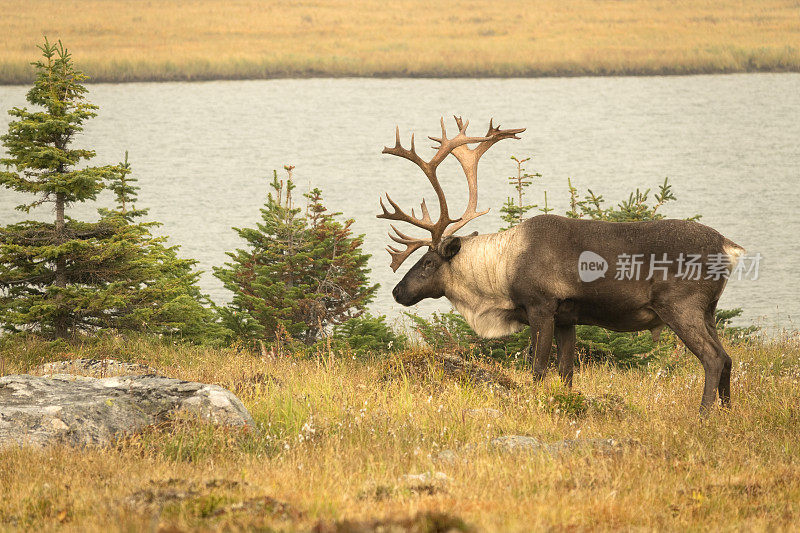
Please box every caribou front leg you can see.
[526,312,554,381]
[555,324,576,387]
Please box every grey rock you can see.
[0,374,255,448]
[546,438,631,455]
[489,435,545,452]
[434,449,458,465]
[398,471,449,486]
[463,408,503,419]
[32,358,161,378]
[489,435,632,455]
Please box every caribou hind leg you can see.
[655,304,728,414]
[704,301,733,408]
[555,325,576,387]
[708,327,733,408]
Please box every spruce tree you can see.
[302,186,377,341]
[0,39,117,338]
[566,177,685,221]
[500,155,541,230]
[92,153,225,342]
[215,168,311,341]
[215,166,377,344]
[0,39,220,341]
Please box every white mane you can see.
[441,227,527,338]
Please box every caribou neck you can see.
[441,227,527,338]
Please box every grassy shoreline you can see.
[2,334,800,530]
[2,0,799,84]
[2,57,799,85]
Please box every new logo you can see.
[578,251,608,282]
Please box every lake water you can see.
[1,75,799,330]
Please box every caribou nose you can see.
[393,284,413,306]
[392,284,414,307]
[392,285,402,303]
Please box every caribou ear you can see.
[439,236,462,260]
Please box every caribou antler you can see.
[378,116,525,271]
[445,118,525,236]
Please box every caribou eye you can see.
[423,258,434,269]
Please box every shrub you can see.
[331,314,407,355]
[405,311,529,362]
[215,166,377,345]
[715,307,758,343]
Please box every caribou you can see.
[378,116,744,412]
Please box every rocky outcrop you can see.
[0,373,255,448]
[31,358,161,378]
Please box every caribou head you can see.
[377,116,524,306]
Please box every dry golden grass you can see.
[1,0,799,83]
[1,334,800,531]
